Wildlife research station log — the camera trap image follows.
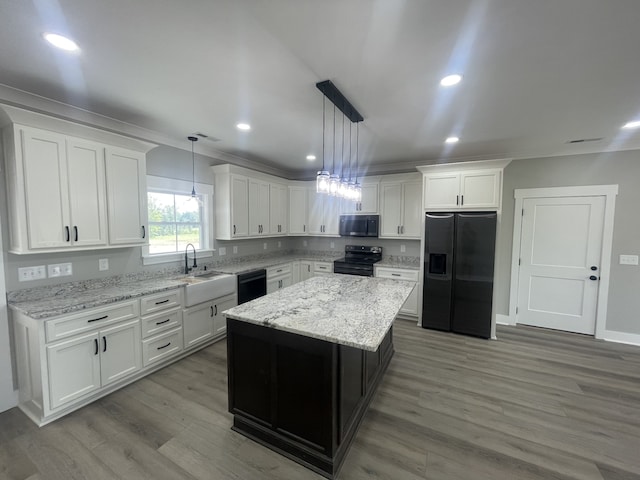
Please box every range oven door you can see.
[333,261,374,277]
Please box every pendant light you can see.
[338,112,349,198]
[188,136,202,204]
[347,122,357,200]
[316,96,330,193]
[329,103,340,196]
[353,123,362,202]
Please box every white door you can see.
[183,302,215,348]
[380,183,402,237]
[517,196,605,334]
[289,187,308,234]
[401,181,422,238]
[99,319,142,387]
[231,175,249,237]
[213,296,236,336]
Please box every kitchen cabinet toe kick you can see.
[227,319,393,479]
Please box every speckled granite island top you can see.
[223,274,415,352]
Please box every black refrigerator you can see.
[422,212,497,339]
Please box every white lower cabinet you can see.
[375,267,419,317]
[300,261,313,281]
[142,327,183,366]
[267,263,293,293]
[314,261,333,275]
[46,316,142,410]
[183,293,237,349]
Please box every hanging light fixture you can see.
[314,80,364,199]
[338,112,350,198]
[329,103,340,196]
[316,96,330,193]
[188,136,199,199]
[353,123,362,202]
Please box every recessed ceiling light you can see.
[440,74,462,87]
[236,123,251,131]
[622,120,640,129]
[306,155,316,161]
[445,136,460,144]
[43,33,79,52]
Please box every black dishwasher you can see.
[237,269,267,304]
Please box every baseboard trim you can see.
[601,329,640,347]
[496,314,514,326]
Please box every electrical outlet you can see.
[218,247,226,256]
[18,265,46,282]
[400,244,406,253]
[330,241,335,249]
[99,258,109,271]
[48,263,72,278]
[233,246,238,254]
[619,254,639,265]
[263,242,267,250]
[278,241,281,248]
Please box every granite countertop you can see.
[211,252,342,275]
[223,275,416,352]
[7,276,192,319]
[375,256,420,270]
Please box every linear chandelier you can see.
[315,80,363,202]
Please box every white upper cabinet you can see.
[341,181,379,214]
[3,122,147,254]
[105,147,148,245]
[419,160,511,211]
[288,186,308,235]
[308,189,340,236]
[213,164,287,240]
[248,178,270,236]
[269,183,288,235]
[379,176,422,239]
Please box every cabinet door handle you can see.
[397,226,400,234]
[461,195,464,206]
[65,226,70,242]
[210,306,214,317]
[74,226,78,242]
[88,315,108,323]
[155,299,170,305]
[214,305,218,315]
[94,338,99,355]
[456,195,459,205]
[392,273,401,277]
[156,318,171,325]
[141,225,146,238]
[233,225,236,235]
[157,342,171,350]
[401,226,405,234]
[303,225,306,232]
[102,336,107,352]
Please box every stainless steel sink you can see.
[182,272,236,307]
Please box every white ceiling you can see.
[1,0,640,178]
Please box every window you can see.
[143,176,214,264]
[148,192,203,254]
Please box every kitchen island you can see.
[223,274,415,479]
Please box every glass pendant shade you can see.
[329,174,340,195]
[353,182,362,202]
[316,170,330,193]
[338,178,349,198]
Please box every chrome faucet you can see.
[185,243,197,274]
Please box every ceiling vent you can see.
[566,137,603,144]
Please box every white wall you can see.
[0,202,18,412]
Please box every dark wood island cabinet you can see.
[224,275,415,479]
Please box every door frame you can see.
[508,185,618,339]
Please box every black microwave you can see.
[339,215,379,237]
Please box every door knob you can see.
[589,275,599,281]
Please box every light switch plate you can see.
[218,247,226,256]
[278,241,281,248]
[263,242,267,250]
[330,241,335,248]
[400,244,406,253]
[99,258,109,271]
[233,246,238,254]
[619,254,639,265]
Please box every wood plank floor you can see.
[2,320,640,480]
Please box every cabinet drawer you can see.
[141,307,182,339]
[375,267,419,281]
[140,289,182,316]
[45,300,139,343]
[267,263,291,278]
[314,262,333,273]
[142,327,183,367]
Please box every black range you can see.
[333,245,383,277]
